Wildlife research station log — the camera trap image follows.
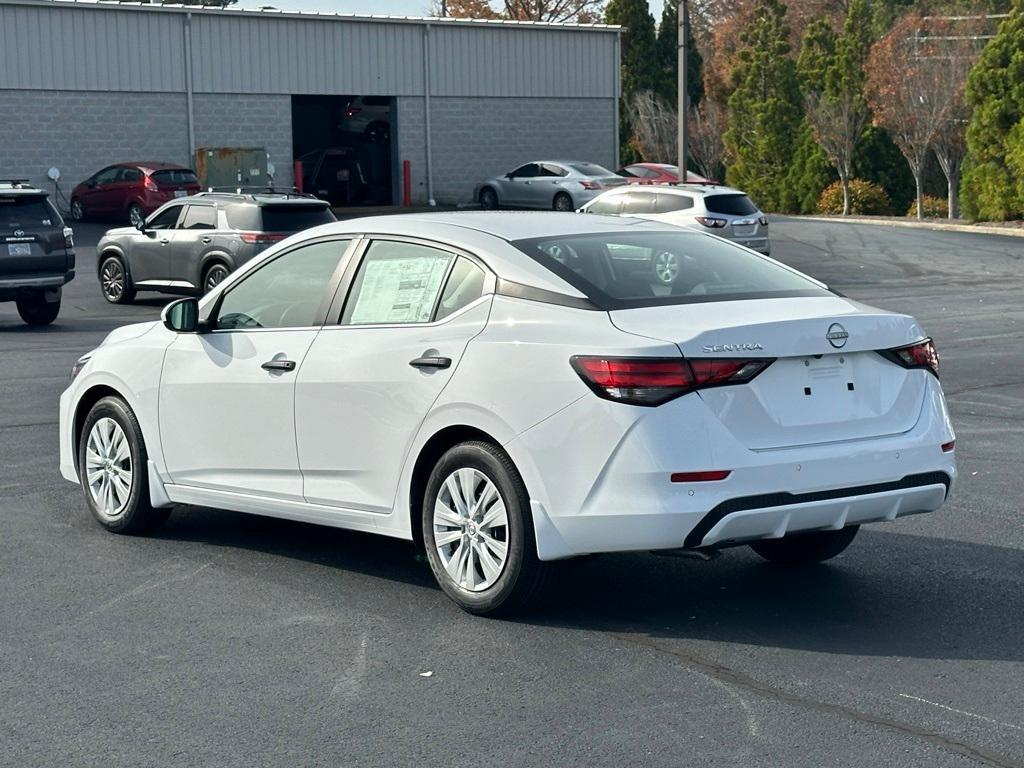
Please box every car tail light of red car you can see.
[144,175,159,192]
[570,355,773,407]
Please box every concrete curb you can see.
[790,215,1024,240]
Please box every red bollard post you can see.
[402,160,412,207]
[294,161,303,193]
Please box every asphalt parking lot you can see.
[1,217,1022,767]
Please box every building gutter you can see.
[183,11,196,162]
[423,22,435,206]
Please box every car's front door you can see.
[295,238,493,512]
[130,203,184,283]
[158,237,352,500]
[501,163,540,207]
[172,203,219,287]
[82,166,120,214]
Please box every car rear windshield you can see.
[225,203,335,232]
[512,231,828,309]
[151,169,199,186]
[570,163,616,177]
[704,194,758,216]
[0,195,60,230]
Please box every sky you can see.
[240,0,667,21]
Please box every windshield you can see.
[512,231,828,309]
[704,194,759,216]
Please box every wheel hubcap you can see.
[555,196,571,211]
[129,207,142,227]
[101,261,124,300]
[206,267,227,291]
[72,202,83,219]
[433,468,509,592]
[85,418,133,519]
[654,251,679,284]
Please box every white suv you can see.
[581,184,771,255]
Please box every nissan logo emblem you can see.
[826,322,849,349]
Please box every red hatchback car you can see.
[616,163,711,185]
[70,162,200,227]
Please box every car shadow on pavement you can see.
[152,507,1022,663]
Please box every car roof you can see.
[0,180,47,196]
[599,183,746,197]
[121,162,193,173]
[290,211,703,298]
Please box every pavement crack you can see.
[612,632,1023,768]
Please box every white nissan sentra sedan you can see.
[59,213,956,615]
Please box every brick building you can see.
[0,0,621,207]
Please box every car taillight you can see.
[878,339,939,378]
[580,180,601,190]
[695,216,727,228]
[345,106,361,118]
[144,175,158,191]
[240,232,287,244]
[63,227,74,248]
[570,356,773,407]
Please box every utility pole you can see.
[677,0,688,182]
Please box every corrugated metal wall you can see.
[0,0,618,98]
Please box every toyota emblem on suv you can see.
[826,322,849,349]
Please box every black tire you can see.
[16,290,61,325]
[127,203,145,229]
[479,187,498,210]
[749,526,859,564]
[77,396,170,535]
[553,192,574,212]
[99,255,135,304]
[70,198,86,222]
[203,262,230,294]
[422,441,550,616]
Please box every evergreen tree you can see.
[723,0,804,211]
[962,0,1024,220]
[607,0,659,162]
[655,2,704,110]
[781,121,836,213]
[853,126,916,213]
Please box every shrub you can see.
[816,179,893,215]
[906,195,947,218]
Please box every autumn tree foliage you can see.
[433,0,604,22]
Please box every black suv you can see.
[0,180,75,325]
[95,189,336,303]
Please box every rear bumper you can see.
[0,271,74,300]
[508,374,956,560]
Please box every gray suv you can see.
[0,180,75,325]
[96,191,336,303]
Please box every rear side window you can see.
[620,192,658,214]
[0,195,60,229]
[180,205,217,230]
[512,231,828,309]
[541,164,569,178]
[342,241,455,325]
[152,169,199,186]
[436,257,486,320]
[120,168,143,182]
[259,205,335,232]
[655,194,694,213]
[704,194,758,216]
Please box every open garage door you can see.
[292,95,394,207]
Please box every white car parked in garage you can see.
[59,212,956,615]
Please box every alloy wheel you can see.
[71,200,84,221]
[85,417,133,520]
[553,194,573,212]
[101,259,125,302]
[205,265,228,293]
[128,205,144,228]
[653,250,679,284]
[433,468,509,592]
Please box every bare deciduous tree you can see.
[866,13,953,220]
[689,99,726,180]
[628,90,677,163]
[432,0,603,21]
[805,90,869,215]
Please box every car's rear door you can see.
[172,203,218,286]
[158,237,353,500]
[294,237,493,512]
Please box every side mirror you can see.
[162,297,200,333]
[505,173,514,180]
[135,219,148,233]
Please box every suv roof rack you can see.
[0,178,36,189]
[198,186,321,200]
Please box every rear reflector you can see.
[941,440,955,453]
[878,338,939,378]
[671,471,731,483]
[571,355,773,407]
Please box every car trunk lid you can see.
[0,195,67,276]
[609,296,930,449]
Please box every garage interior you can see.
[291,95,395,207]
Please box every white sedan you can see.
[59,213,957,615]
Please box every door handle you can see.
[409,356,451,370]
[201,237,212,244]
[159,238,170,246]
[261,359,296,372]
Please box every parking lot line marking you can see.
[899,693,1024,732]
